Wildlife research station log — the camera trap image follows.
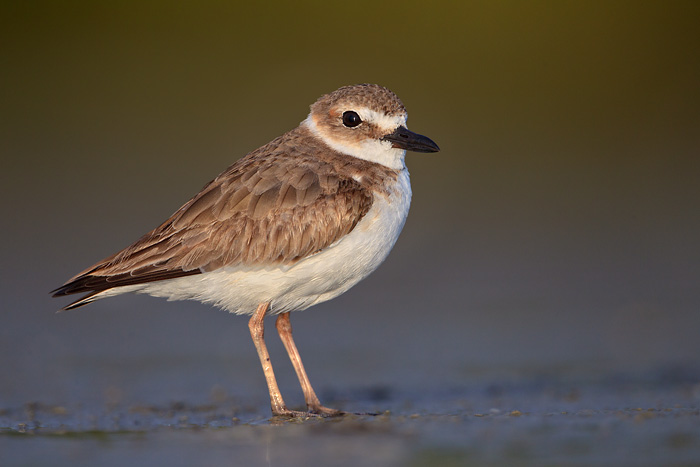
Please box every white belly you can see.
[137,169,412,315]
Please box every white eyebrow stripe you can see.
[302,114,407,170]
[355,107,407,132]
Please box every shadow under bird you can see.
[52,83,440,417]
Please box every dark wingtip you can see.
[51,281,87,298]
[50,286,69,297]
[51,268,203,311]
[55,290,103,311]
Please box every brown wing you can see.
[52,138,375,302]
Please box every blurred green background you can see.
[1,1,699,410]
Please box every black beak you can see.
[381,126,440,153]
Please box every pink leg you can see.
[276,312,344,416]
[248,302,307,417]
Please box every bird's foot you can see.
[307,405,345,417]
[271,405,345,419]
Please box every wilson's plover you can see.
[53,84,440,417]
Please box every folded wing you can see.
[52,149,374,309]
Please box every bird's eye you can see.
[342,111,362,128]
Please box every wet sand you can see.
[3,369,699,466]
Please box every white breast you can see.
[138,169,413,315]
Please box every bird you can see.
[52,83,440,417]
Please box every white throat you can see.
[303,115,407,171]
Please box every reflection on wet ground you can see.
[3,370,699,466]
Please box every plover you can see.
[52,84,440,417]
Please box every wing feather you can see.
[52,126,399,308]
